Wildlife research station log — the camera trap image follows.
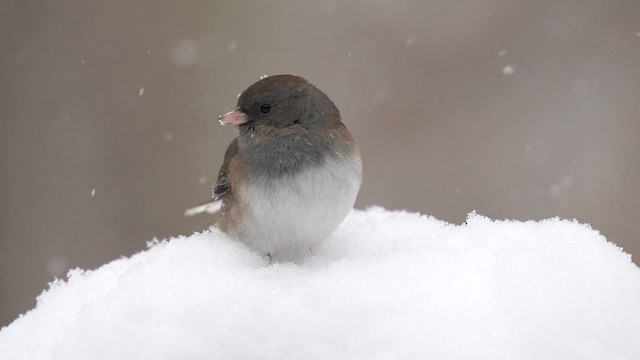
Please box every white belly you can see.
[236,155,362,261]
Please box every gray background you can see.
[1,0,639,327]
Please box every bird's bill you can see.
[219,107,249,126]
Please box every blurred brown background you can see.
[1,0,639,327]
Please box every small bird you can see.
[187,75,362,262]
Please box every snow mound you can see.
[1,207,639,359]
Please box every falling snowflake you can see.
[502,65,515,75]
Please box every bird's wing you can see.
[184,138,238,217]
[212,137,238,202]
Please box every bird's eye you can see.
[259,104,271,114]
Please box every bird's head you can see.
[219,75,340,133]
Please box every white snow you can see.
[170,39,200,68]
[1,207,639,359]
[405,36,415,47]
[502,64,516,75]
[138,87,145,96]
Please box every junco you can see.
[187,75,362,262]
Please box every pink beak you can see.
[218,107,249,126]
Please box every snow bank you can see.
[1,207,639,359]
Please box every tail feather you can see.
[184,200,222,217]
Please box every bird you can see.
[186,74,362,262]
